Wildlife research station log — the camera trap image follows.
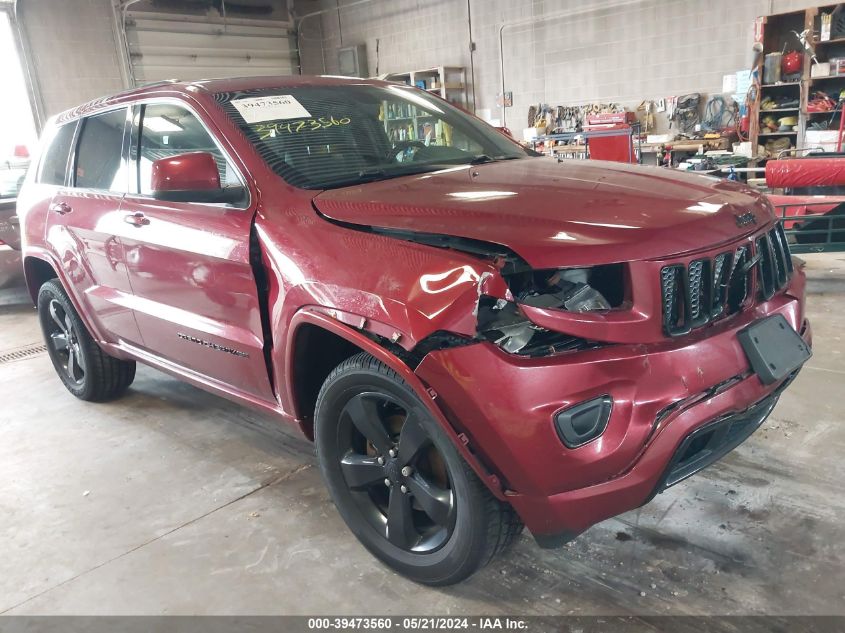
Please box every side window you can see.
[75,108,129,191]
[138,103,241,195]
[36,122,77,185]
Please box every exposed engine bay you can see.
[476,265,625,356]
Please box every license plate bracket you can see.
[737,315,811,385]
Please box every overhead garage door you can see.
[125,10,295,85]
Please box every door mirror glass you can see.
[150,152,244,203]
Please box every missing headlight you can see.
[505,264,626,312]
[476,296,600,356]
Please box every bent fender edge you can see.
[284,308,507,501]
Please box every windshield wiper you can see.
[469,154,496,165]
[317,164,447,189]
[468,154,523,165]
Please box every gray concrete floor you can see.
[0,255,843,616]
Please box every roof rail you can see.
[110,79,182,98]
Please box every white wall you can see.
[295,0,821,128]
[16,0,292,125]
[18,0,125,124]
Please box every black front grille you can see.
[661,246,752,337]
[660,223,792,337]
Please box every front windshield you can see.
[216,84,531,190]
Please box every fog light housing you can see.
[554,395,613,448]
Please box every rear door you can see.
[119,100,274,402]
[47,107,143,345]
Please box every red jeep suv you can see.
[18,77,811,585]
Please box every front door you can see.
[119,101,274,402]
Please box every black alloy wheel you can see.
[44,297,86,387]
[337,391,455,553]
[37,279,136,401]
[315,353,523,585]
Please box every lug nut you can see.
[388,448,397,458]
[377,456,385,465]
[400,485,408,494]
[401,466,413,477]
[384,478,391,487]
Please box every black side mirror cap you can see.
[152,185,246,205]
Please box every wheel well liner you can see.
[23,256,58,304]
[290,323,362,439]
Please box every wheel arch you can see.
[284,308,506,500]
[23,252,107,344]
[23,254,59,304]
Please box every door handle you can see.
[48,202,72,215]
[124,212,150,227]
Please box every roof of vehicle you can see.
[54,75,392,124]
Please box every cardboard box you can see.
[806,130,841,152]
[812,62,831,78]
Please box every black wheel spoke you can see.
[340,453,385,490]
[386,486,417,549]
[74,345,87,372]
[407,473,453,526]
[67,347,79,381]
[49,301,69,336]
[397,412,429,466]
[342,394,392,454]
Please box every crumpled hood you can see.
[313,157,773,268]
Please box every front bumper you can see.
[415,276,810,541]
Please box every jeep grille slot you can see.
[661,245,753,337]
[756,224,793,301]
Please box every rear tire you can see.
[37,279,136,401]
[314,352,522,585]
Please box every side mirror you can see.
[151,152,245,204]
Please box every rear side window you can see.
[137,103,241,195]
[75,108,129,191]
[37,123,77,185]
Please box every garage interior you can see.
[1,0,844,620]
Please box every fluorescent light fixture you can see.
[686,202,724,213]
[569,221,640,229]
[448,190,517,201]
[144,116,183,133]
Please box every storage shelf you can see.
[759,108,800,112]
[811,74,845,82]
[759,131,798,136]
[813,36,845,46]
[760,82,801,88]
[426,84,463,92]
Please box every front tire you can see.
[314,352,522,585]
[37,280,136,401]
